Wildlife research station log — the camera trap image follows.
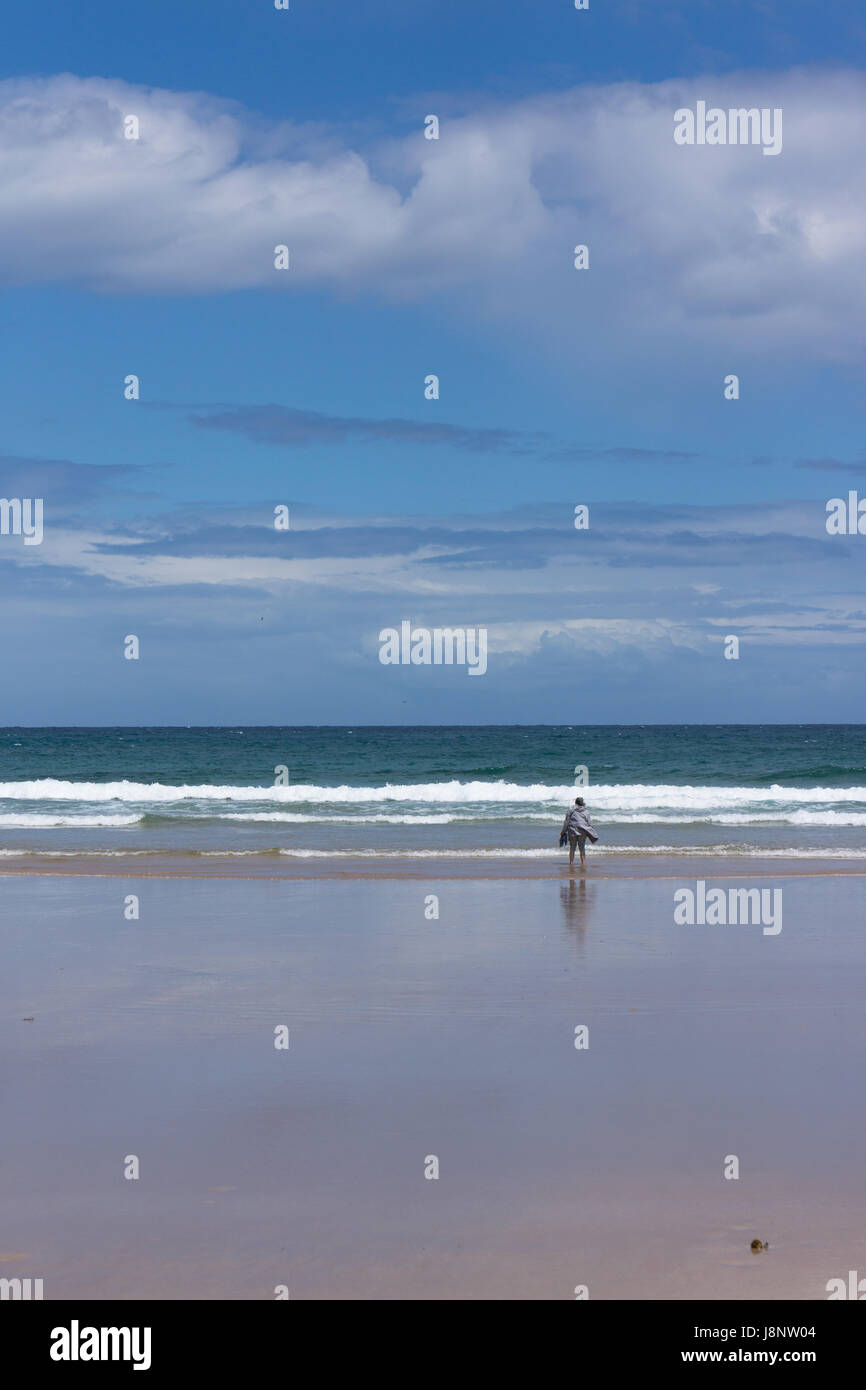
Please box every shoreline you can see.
[1,851,865,880]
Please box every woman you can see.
[561,796,598,872]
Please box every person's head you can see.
[575,797,585,806]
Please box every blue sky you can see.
[1,1,865,723]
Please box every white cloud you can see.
[2,69,866,359]
[488,617,706,657]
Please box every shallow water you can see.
[1,725,866,860]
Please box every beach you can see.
[1,850,866,880]
[4,852,865,1300]
[3,0,865,1333]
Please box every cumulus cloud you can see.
[2,69,866,359]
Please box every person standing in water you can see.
[561,796,598,872]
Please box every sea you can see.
[0,724,865,862]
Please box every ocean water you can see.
[1,725,865,861]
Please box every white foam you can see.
[0,777,864,808]
[271,845,866,859]
[0,844,864,860]
[218,812,458,825]
[0,812,142,828]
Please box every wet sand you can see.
[1,851,865,879]
[2,863,865,1299]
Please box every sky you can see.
[1,0,865,724]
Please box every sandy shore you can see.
[2,861,865,1299]
[0,851,865,879]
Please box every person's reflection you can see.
[559,876,592,952]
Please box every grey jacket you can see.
[563,805,598,842]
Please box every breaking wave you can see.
[0,779,864,829]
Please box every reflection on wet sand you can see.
[559,876,594,949]
[4,872,864,1300]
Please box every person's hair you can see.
[575,797,584,805]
